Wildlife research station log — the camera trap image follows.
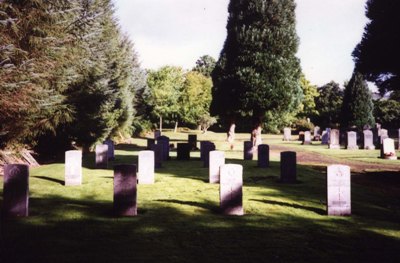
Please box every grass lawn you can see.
[1,131,400,262]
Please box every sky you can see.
[114,0,369,86]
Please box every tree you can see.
[181,71,212,126]
[314,81,344,128]
[297,74,319,119]
[192,55,216,77]
[340,71,375,129]
[146,66,185,131]
[211,0,302,141]
[353,0,400,93]
[374,99,400,129]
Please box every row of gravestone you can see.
[2,145,351,217]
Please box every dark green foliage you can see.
[374,99,400,129]
[192,55,216,77]
[353,0,400,93]
[340,71,375,129]
[314,81,344,128]
[211,0,302,129]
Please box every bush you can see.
[294,118,315,132]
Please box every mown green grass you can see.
[0,131,399,262]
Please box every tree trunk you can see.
[174,120,178,133]
[159,116,163,134]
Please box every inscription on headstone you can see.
[138,151,155,184]
[329,129,340,149]
[209,151,225,184]
[65,150,82,186]
[283,128,291,141]
[346,131,359,150]
[363,130,375,150]
[382,138,397,160]
[243,141,253,160]
[95,144,108,169]
[280,151,297,183]
[103,139,115,160]
[177,143,191,160]
[114,164,137,216]
[257,144,269,168]
[3,164,29,217]
[327,165,351,216]
[220,164,244,215]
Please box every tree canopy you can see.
[314,81,344,128]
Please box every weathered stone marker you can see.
[203,142,216,168]
[147,138,155,150]
[329,129,340,149]
[346,131,359,150]
[363,130,375,150]
[220,164,244,215]
[243,141,253,160]
[257,144,269,168]
[177,143,191,160]
[103,139,115,160]
[327,165,351,216]
[280,151,297,183]
[157,136,170,161]
[313,126,321,140]
[150,144,163,168]
[113,164,137,216]
[209,151,225,183]
[138,151,155,184]
[380,128,388,144]
[65,150,82,186]
[283,127,291,141]
[3,164,29,217]
[303,131,311,145]
[188,134,197,150]
[381,138,397,160]
[95,144,108,169]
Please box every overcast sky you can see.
[114,0,368,86]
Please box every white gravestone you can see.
[363,130,375,150]
[327,165,351,216]
[329,129,340,149]
[209,151,225,184]
[220,164,244,216]
[380,129,388,144]
[95,144,108,169]
[303,131,311,145]
[65,150,82,186]
[346,131,359,150]
[313,126,320,140]
[283,128,291,141]
[382,138,397,160]
[138,151,155,184]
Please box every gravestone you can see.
[154,130,161,139]
[329,129,340,149]
[95,144,108,169]
[150,144,163,168]
[177,143,191,160]
[327,165,351,216]
[103,139,115,160]
[147,138,155,150]
[363,130,375,150]
[283,128,291,141]
[157,136,170,161]
[303,131,311,145]
[313,126,321,140]
[243,141,253,160]
[203,142,216,168]
[200,141,212,161]
[3,164,29,217]
[113,164,137,216]
[322,128,331,145]
[138,151,155,184]
[280,151,297,183]
[346,131,359,150]
[257,144,270,168]
[381,138,397,160]
[220,164,244,215]
[209,151,225,183]
[380,129,388,144]
[65,150,82,186]
[188,134,197,150]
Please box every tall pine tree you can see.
[340,71,375,129]
[353,0,400,93]
[211,0,302,137]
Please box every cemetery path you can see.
[269,145,399,172]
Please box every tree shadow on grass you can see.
[155,199,220,213]
[251,199,325,215]
[32,176,64,185]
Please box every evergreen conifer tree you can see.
[211,0,302,137]
[340,71,375,129]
